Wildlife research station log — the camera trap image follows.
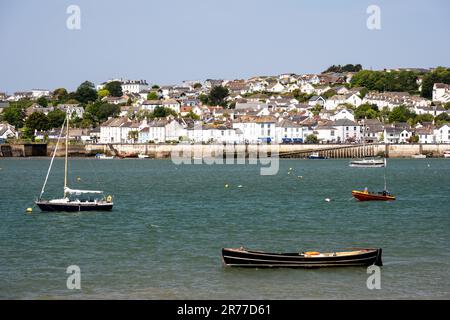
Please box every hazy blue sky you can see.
[0,0,449,93]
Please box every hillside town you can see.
[1,66,450,146]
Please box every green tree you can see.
[1,104,26,128]
[322,89,337,99]
[128,130,139,143]
[104,81,123,97]
[208,85,229,106]
[311,105,322,116]
[186,110,200,120]
[199,94,209,105]
[351,70,418,93]
[97,89,110,98]
[25,112,50,132]
[354,103,379,120]
[193,83,202,89]
[152,84,160,89]
[305,134,318,143]
[323,64,362,73]
[52,88,68,102]
[146,91,159,100]
[36,96,48,107]
[435,112,450,125]
[388,105,415,123]
[414,113,434,124]
[359,87,369,98]
[47,109,66,128]
[421,67,450,98]
[152,106,177,118]
[75,81,98,104]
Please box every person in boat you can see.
[364,187,368,194]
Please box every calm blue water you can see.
[0,158,449,299]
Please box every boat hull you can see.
[349,161,385,168]
[222,248,382,268]
[35,201,113,212]
[352,191,395,201]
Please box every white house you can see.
[324,93,362,110]
[121,80,149,94]
[275,120,305,143]
[383,127,412,144]
[330,109,355,122]
[31,89,51,98]
[162,99,181,113]
[314,123,338,143]
[0,123,18,140]
[314,85,331,96]
[434,124,450,143]
[332,119,361,143]
[300,83,315,95]
[141,100,162,112]
[308,96,326,107]
[267,82,286,93]
[100,117,141,143]
[232,116,277,143]
[415,127,435,144]
[432,83,450,103]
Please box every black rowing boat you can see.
[222,247,382,268]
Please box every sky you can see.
[0,0,449,93]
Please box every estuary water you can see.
[0,158,449,299]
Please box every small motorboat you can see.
[308,152,327,159]
[95,153,115,159]
[411,154,426,159]
[352,189,395,201]
[222,247,382,268]
[138,153,149,159]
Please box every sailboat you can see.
[349,120,385,168]
[352,158,395,201]
[35,109,114,212]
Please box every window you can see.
[346,126,349,130]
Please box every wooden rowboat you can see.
[222,247,382,268]
[352,190,395,201]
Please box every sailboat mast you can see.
[384,158,387,191]
[64,109,69,196]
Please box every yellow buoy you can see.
[225,184,229,188]
[26,208,33,213]
[289,167,293,171]
[76,177,81,181]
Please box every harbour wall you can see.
[1,143,449,158]
[84,143,450,159]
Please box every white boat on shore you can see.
[95,153,115,159]
[138,154,149,159]
[412,154,426,159]
[444,151,450,158]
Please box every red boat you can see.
[352,189,395,201]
